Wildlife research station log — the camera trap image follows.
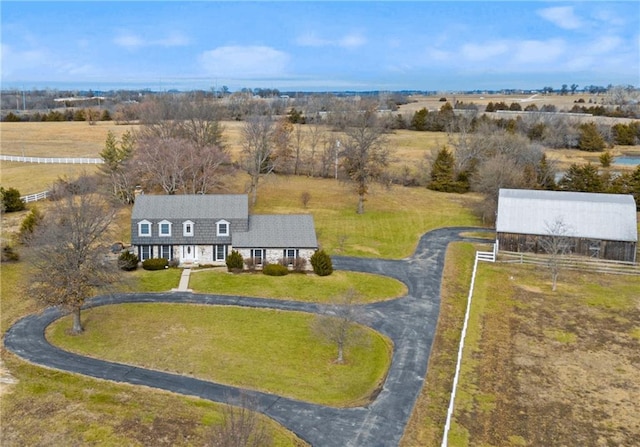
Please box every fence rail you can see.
[20,191,50,203]
[441,246,495,446]
[1,155,103,164]
[498,251,640,275]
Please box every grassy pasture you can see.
[47,304,393,407]
[0,121,140,157]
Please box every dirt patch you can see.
[117,416,201,446]
[0,358,18,396]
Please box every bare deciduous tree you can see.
[312,289,366,364]
[209,394,273,447]
[134,136,185,195]
[176,97,225,148]
[28,181,118,334]
[303,119,327,177]
[291,123,306,175]
[272,116,294,174]
[340,110,390,214]
[241,115,275,206]
[133,136,230,195]
[539,217,574,291]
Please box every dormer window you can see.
[138,220,152,237]
[183,220,194,237]
[216,220,230,236]
[158,220,172,237]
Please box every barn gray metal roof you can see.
[132,194,248,220]
[496,189,638,242]
[232,215,318,248]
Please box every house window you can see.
[160,245,172,260]
[251,249,264,266]
[183,220,194,237]
[139,245,152,261]
[217,220,229,236]
[158,220,172,237]
[284,249,299,265]
[138,220,151,237]
[215,244,227,261]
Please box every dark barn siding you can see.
[497,232,637,263]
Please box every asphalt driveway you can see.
[4,226,490,447]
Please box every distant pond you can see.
[614,156,640,166]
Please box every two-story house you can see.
[130,194,318,268]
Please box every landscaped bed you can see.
[46,303,393,407]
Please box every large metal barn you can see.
[496,189,638,263]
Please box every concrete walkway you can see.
[172,268,192,292]
[4,227,491,447]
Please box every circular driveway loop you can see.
[5,227,490,447]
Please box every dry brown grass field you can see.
[398,92,618,114]
[3,116,638,196]
[0,120,448,194]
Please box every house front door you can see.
[182,245,196,263]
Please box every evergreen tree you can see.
[578,122,605,152]
[99,130,136,203]
[310,249,333,276]
[427,147,467,192]
[410,108,428,131]
[558,163,604,192]
[0,187,25,212]
[536,154,556,190]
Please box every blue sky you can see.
[2,1,638,92]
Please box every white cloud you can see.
[338,33,366,49]
[1,43,48,78]
[512,38,567,65]
[296,31,366,49]
[113,30,189,49]
[537,6,584,30]
[295,32,331,47]
[114,32,145,49]
[199,45,290,78]
[157,32,190,47]
[589,35,623,54]
[461,41,509,61]
[425,48,451,62]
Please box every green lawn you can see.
[250,175,482,258]
[189,269,406,303]
[47,303,393,407]
[125,268,183,292]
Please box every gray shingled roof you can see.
[497,189,638,242]
[132,194,248,220]
[232,215,318,248]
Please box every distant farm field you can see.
[2,102,638,195]
[0,122,139,194]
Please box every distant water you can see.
[614,156,640,166]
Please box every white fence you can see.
[441,247,495,447]
[499,251,639,275]
[1,155,103,164]
[20,191,49,203]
